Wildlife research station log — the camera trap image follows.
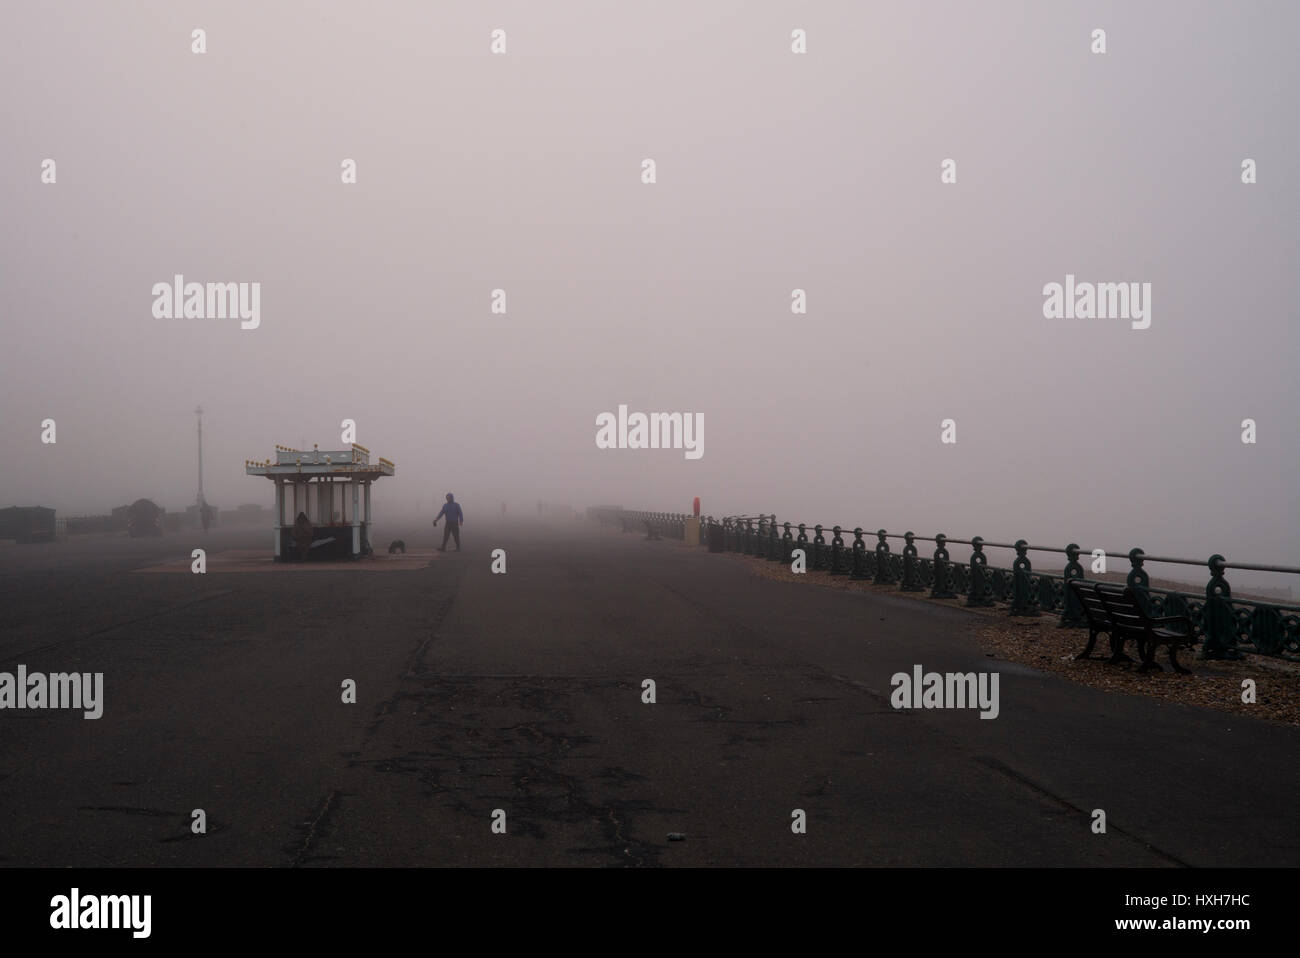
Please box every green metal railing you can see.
[588,506,1300,662]
[588,507,688,540]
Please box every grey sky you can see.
[2,1,1296,581]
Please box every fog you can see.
[2,1,1296,583]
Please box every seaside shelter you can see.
[245,444,394,560]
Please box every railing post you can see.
[812,524,826,570]
[1058,543,1087,626]
[830,525,847,575]
[1009,539,1040,616]
[900,531,923,591]
[769,515,780,561]
[850,527,868,579]
[781,522,794,563]
[795,523,808,565]
[874,529,894,585]
[1126,548,1150,613]
[930,533,956,598]
[1201,554,1242,660]
[966,536,994,607]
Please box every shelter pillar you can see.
[274,479,284,558]
[351,480,361,554]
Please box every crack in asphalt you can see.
[290,789,340,867]
[973,755,1191,867]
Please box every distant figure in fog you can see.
[293,511,314,559]
[433,493,463,552]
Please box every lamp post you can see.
[195,405,205,509]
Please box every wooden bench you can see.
[1094,584,1196,674]
[1067,579,1133,664]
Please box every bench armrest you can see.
[1151,615,1195,631]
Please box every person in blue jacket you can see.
[433,493,464,552]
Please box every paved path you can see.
[0,519,1296,866]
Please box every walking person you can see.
[433,493,464,552]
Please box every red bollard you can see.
[693,497,701,517]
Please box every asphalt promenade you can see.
[1,517,1295,866]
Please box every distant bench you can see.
[1067,580,1196,674]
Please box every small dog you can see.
[388,539,406,554]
